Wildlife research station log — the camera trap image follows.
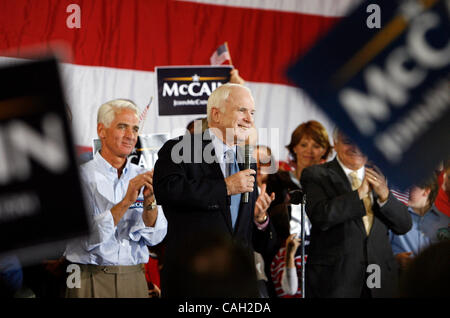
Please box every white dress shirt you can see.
[336,156,386,207]
[65,151,167,265]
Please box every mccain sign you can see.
[156,65,232,116]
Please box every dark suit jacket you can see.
[266,170,301,207]
[300,158,412,298]
[153,131,274,296]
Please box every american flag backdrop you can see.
[0,0,361,160]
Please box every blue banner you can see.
[0,58,89,260]
[288,0,450,189]
[156,65,232,116]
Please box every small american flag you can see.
[390,186,410,206]
[210,43,231,65]
[138,96,153,133]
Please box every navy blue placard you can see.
[287,0,450,189]
[0,58,89,259]
[156,66,232,116]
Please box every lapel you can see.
[328,158,352,193]
[368,190,380,236]
[328,158,367,236]
[200,131,224,179]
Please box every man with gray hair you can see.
[301,128,411,298]
[154,83,276,297]
[65,99,167,298]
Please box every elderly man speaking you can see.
[154,83,276,297]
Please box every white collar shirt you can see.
[209,129,238,178]
[64,151,167,265]
[335,155,387,207]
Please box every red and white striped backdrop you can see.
[0,0,361,159]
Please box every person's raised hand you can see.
[366,167,389,202]
[124,171,154,206]
[254,183,275,223]
[285,234,301,257]
[229,68,245,85]
[357,174,371,200]
[142,170,154,199]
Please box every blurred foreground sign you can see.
[288,0,450,189]
[0,58,89,260]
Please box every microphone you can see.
[288,189,304,205]
[242,143,252,203]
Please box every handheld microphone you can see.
[242,143,252,203]
[288,189,304,205]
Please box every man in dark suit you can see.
[153,83,275,297]
[301,129,412,298]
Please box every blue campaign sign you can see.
[287,0,450,189]
[0,58,89,261]
[156,65,232,116]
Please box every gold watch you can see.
[145,199,157,210]
[258,214,268,223]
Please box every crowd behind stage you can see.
[0,71,449,299]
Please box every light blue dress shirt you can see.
[65,151,167,265]
[390,205,450,256]
[209,129,237,177]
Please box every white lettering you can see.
[366,264,381,288]
[199,82,212,96]
[221,302,271,313]
[137,154,148,168]
[170,136,191,164]
[178,302,212,315]
[163,82,222,97]
[366,4,381,29]
[398,0,423,21]
[0,192,40,222]
[256,128,279,174]
[0,113,68,185]
[339,88,390,136]
[365,65,409,106]
[408,12,450,69]
[179,84,188,95]
[341,9,449,138]
[163,82,179,97]
[66,264,81,289]
[9,113,69,174]
[386,47,426,89]
[374,76,449,162]
[188,82,201,96]
[66,4,81,29]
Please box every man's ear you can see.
[98,123,106,139]
[210,107,221,124]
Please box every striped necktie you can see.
[225,149,240,229]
